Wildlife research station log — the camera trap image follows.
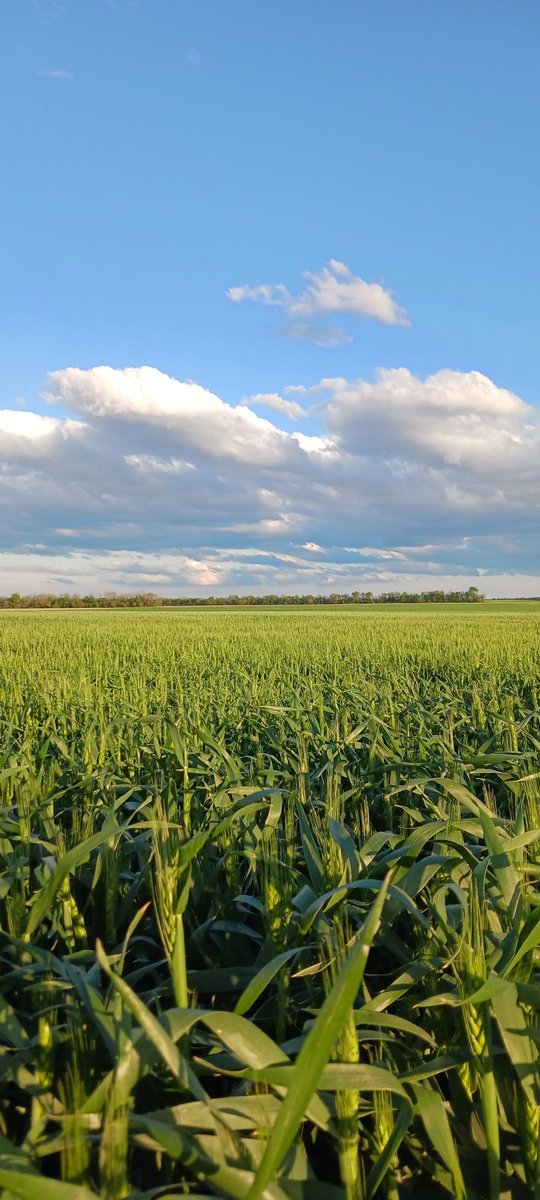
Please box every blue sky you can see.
[1,0,539,596]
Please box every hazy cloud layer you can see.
[0,364,539,595]
[227,260,409,345]
[38,66,75,80]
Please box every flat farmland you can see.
[1,606,540,1200]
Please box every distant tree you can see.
[0,586,488,608]
[466,586,483,602]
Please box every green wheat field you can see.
[1,603,540,1200]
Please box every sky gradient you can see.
[1,0,539,596]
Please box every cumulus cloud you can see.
[289,260,409,325]
[324,368,538,479]
[0,364,539,595]
[240,393,307,420]
[48,366,301,467]
[0,410,82,439]
[292,432,336,455]
[227,260,409,345]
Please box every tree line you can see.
[0,587,485,608]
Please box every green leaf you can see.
[365,1097,412,1200]
[178,798,270,870]
[202,1011,289,1070]
[295,801,326,892]
[412,1084,465,1200]
[143,1094,283,1133]
[0,1171,96,1200]
[328,818,359,879]
[131,1116,290,1200]
[246,873,391,1200]
[491,978,539,1105]
[215,1061,407,1096]
[298,877,423,935]
[25,825,122,937]
[503,906,540,977]
[0,997,29,1048]
[479,812,521,915]
[234,950,300,1016]
[353,1007,435,1048]
[96,941,207,1101]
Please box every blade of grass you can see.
[246,872,391,1200]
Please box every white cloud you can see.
[240,393,307,420]
[226,283,291,306]
[0,363,538,595]
[290,260,409,325]
[345,547,407,560]
[0,545,538,599]
[292,432,336,455]
[124,454,195,474]
[48,366,302,467]
[286,378,349,396]
[227,260,409,344]
[185,47,201,66]
[324,368,538,480]
[0,410,83,440]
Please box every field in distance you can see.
[155,599,540,613]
